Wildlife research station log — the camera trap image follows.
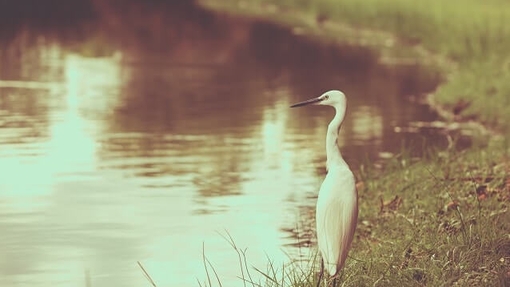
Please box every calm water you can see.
[0,4,461,287]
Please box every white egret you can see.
[290,90,358,286]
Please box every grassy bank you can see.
[198,0,510,286]
[245,144,509,286]
[348,141,510,286]
[313,0,510,130]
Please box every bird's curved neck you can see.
[326,107,346,170]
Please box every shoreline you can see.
[199,0,507,137]
[200,0,494,139]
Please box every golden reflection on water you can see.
[0,49,128,286]
[351,105,383,143]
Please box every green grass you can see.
[349,141,510,286]
[197,0,510,286]
[287,0,510,60]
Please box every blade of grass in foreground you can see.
[137,261,157,287]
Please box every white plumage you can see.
[291,90,358,280]
[317,164,358,276]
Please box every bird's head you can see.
[290,90,346,109]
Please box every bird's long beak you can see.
[290,97,322,108]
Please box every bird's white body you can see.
[317,164,358,276]
[291,90,358,278]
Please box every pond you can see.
[0,2,468,286]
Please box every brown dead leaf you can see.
[380,195,403,213]
[446,201,459,211]
[476,185,488,201]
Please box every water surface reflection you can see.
[0,5,462,286]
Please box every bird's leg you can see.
[323,277,335,287]
[316,258,324,287]
[332,276,338,287]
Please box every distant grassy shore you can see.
[201,0,510,132]
[199,1,510,286]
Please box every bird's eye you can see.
[324,95,329,100]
